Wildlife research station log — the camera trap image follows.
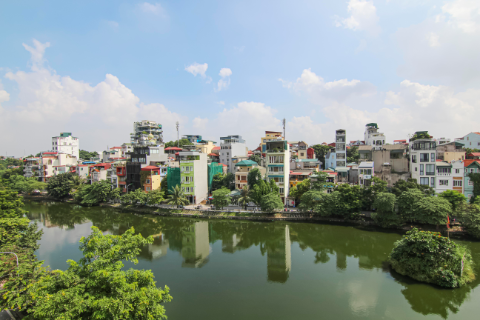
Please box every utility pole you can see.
[176,121,180,148]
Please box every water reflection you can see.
[24,200,480,320]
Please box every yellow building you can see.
[260,131,283,153]
[141,166,162,192]
[195,140,217,154]
[234,160,266,190]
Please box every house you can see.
[335,129,348,182]
[36,152,78,182]
[126,145,168,191]
[260,131,284,153]
[289,171,313,189]
[131,120,163,146]
[466,153,480,160]
[394,139,407,145]
[23,157,41,179]
[52,132,79,160]
[178,151,208,205]
[89,163,112,183]
[364,123,386,151]
[436,141,465,162]
[141,166,162,192]
[324,148,336,170]
[265,140,290,204]
[116,165,127,192]
[358,162,374,186]
[409,133,437,188]
[183,135,203,144]
[463,160,480,200]
[195,140,217,154]
[349,140,365,147]
[234,160,266,190]
[102,147,123,163]
[359,144,409,187]
[290,158,321,171]
[219,135,248,174]
[435,160,464,194]
[455,132,480,148]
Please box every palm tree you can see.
[237,185,252,210]
[167,185,190,208]
[70,175,86,193]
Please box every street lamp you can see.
[126,183,134,193]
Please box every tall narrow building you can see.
[51,132,79,159]
[335,129,348,182]
[131,120,163,146]
[219,135,247,173]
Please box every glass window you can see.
[454,180,462,187]
[420,164,424,175]
[420,153,429,162]
[430,177,435,188]
[412,155,417,163]
[431,153,435,161]
[455,169,460,174]
[426,164,435,175]
[279,187,284,194]
[420,177,429,185]
[439,180,449,186]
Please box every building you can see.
[219,135,248,174]
[324,148,336,170]
[265,140,290,204]
[394,139,407,145]
[36,152,78,182]
[195,140,217,154]
[130,120,163,146]
[126,145,168,191]
[358,144,409,187]
[435,160,464,194]
[364,123,386,151]
[455,132,480,148]
[179,151,208,204]
[464,160,480,200]
[23,157,41,179]
[183,135,203,144]
[290,158,321,171]
[260,131,284,152]
[335,129,348,182]
[116,165,127,192]
[121,143,133,159]
[436,141,465,162]
[234,160,266,190]
[102,147,124,163]
[437,137,451,145]
[358,162,374,186]
[52,132,79,159]
[141,166,162,192]
[89,163,112,184]
[409,134,437,188]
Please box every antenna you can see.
[282,118,286,141]
[176,121,180,148]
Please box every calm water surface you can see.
[24,200,480,320]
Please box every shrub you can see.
[389,228,475,288]
[372,192,403,228]
[260,193,284,213]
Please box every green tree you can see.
[362,176,387,210]
[248,154,262,166]
[166,185,189,207]
[458,203,480,238]
[249,179,270,205]
[347,146,360,163]
[392,178,435,197]
[298,190,337,217]
[10,227,172,319]
[212,173,225,191]
[165,138,193,148]
[439,190,466,212]
[223,172,235,190]
[389,228,474,288]
[247,168,262,190]
[46,172,76,199]
[310,172,333,192]
[212,187,231,209]
[0,189,26,218]
[79,149,99,160]
[268,178,280,194]
[147,188,165,205]
[121,188,149,206]
[237,185,252,210]
[160,174,168,194]
[465,148,480,156]
[75,180,118,206]
[416,196,452,227]
[409,131,431,142]
[397,188,426,222]
[335,184,363,217]
[372,193,403,228]
[468,172,480,203]
[310,144,331,169]
[260,192,284,212]
[289,179,311,202]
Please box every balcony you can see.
[436,172,451,176]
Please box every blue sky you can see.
[1,0,480,155]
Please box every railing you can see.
[436,172,451,176]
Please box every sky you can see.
[1,0,480,156]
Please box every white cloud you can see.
[334,0,381,36]
[396,0,480,86]
[280,68,376,103]
[106,20,119,30]
[1,40,185,155]
[185,62,208,78]
[192,117,209,130]
[216,101,225,105]
[216,68,232,92]
[139,2,167,17]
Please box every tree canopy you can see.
[212,187,231,209]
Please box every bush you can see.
[415,196,452,226]
[74,180,119,206]
[397,189,425,222]
[389,228,475,288]
[260,193,284,213]
[46,172,76,199]
[372,192,404,228]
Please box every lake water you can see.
[24,200,480,320]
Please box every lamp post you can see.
[126,183,134,193]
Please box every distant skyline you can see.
[1,0,480,156]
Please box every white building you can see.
[358,161,374,186]
[38,152,78,182]
[435,160,464,194]
[265,140,290,205]
[219,135,248,173]
[409,136,437,188]
[52,132,79,159]
[455,132,480,148]
[364,123,386,151]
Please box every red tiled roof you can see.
[394,139,407,142]
[464,160,480,167]
[474,132,480,136]
[208,153,219,157]
[90,163,112,169]
[77,164,89,167]
[43,152,57,155]
[212,146,221,151]
[467,153,480,157]
[110,146,122,149]
[141,165,160,171]
[165,147,182,151]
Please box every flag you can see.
[447,215,450,229]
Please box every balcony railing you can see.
[436,172,451,176]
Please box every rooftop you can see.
[235,160,258,167]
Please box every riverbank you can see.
[23,194,472,240]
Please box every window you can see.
[146,179,150,184]
[146,187,151,191]
[470,168,476,173]
[278,177,284,183]
[439,180,449,186]
[182,187,185,192]
[279,187,284,194]
[420,153,429,162]
[420,164,424,175]
[426,164,435,175]
[454,180,462,187]
[415,167,417,172]
[431,177,435,188]
[455,169,460,174]
[469,180,474,186]
[412,155,417,163]
[431,153,435,161]
[420,177,429,185]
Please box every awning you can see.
[436,162,452,167]
[335,167,350,172]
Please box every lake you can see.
[24,200,480,320]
